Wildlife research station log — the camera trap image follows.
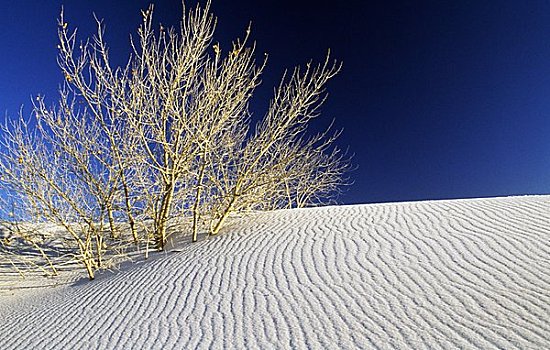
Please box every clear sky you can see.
[2,0,550,205]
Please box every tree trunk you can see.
[192,160,207,242]
[121,176,139,244]
[211,193,238,235]
[84,256,95,280]
[156,182,175,250]
[107,207,117,239]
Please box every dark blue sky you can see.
[2,1,550,205]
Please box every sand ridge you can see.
[0,195,549,349]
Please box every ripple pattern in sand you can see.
[0,195,549,349]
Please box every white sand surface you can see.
[0,195,549,349]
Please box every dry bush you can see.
[0,1,350,280]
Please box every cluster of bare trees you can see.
[0,1,350,280]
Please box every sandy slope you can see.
[0,195,549,349]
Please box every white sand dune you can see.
[1,195,549,349]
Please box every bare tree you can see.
[0,1,350,279]
[0,116,102,279]
[119,2,218,249]
[207,55,347,235]
[56,11,141,244]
